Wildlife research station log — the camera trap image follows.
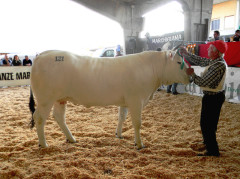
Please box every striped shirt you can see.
[183,53,226,95]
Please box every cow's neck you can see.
[159,51,171,85]
[151,51,168,89]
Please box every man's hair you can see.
[214,30,220,36]
[235,30,240,33]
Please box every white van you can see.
[92,45,123,57]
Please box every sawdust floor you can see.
[0,86,239,178]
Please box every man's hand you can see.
[186,68,194,75]
[178,46,188,56]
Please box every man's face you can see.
[235,31,240,37]
[214,32,218,39]
[208,44,215,58]
[208,44,220,60]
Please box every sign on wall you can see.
[0,67,31,87]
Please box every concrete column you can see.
[183,10,192,42]
[117,5,144,54]
[182,0,213,42]
[122,19,144,54]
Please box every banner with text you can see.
[0,67,31,86]
[146,31,184,51]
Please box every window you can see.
[211,19,220,30]
[224,16,234,29]
[103,50,114,57]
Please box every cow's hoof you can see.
[135,143,145,150]
[66,139,77,143]
[39,144,48,148]
[115,133,123,139]
[137,145,146,150]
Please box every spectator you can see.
[230,29,240,42]
[2,54,12,66]
[157,47,163,91]
[115,45,122,57]
[12,55,22,66]
[209,30,224,41]
[179,40,227,157]
[166,83,179,95]
[23,55,32,66]
[115,51,122,57]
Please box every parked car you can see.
[92,46,123,57]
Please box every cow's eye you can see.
[177,62,181,64]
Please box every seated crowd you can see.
[0,55,32,66]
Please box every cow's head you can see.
[164,49,190,85]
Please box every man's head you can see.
[14,55,19,60]
[208,40,227,59]
[213,30,220,40]
[235,30,240,37]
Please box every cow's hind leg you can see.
[129,103,144,149]
[53,102,76,143]
[116,106,128,138]
[33,104,53,148]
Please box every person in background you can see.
[23,55,32,66]
[115,50,122,57]
[209,30,224,41]
[115,45,122,57]
[2,54,12,66]
[157,47,163,91]
[166,83,179,95]
[179,40,227,157]
[12,55,22,66]
[230,29,240,42]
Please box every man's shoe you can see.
[167,90,171,93]
[172,92,180,95]
[197,152,220,157]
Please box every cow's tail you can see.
[29,88,35,129]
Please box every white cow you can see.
[29,50,190,149]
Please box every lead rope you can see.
[177,49,185,70]
[177,48,191,70]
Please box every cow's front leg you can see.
[129,104,144,149]
[116,106,128,138]
[53,102,76,143]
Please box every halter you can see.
[177,48,191,70]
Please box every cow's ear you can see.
[168,52,173,60]
[167,51,173,60]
